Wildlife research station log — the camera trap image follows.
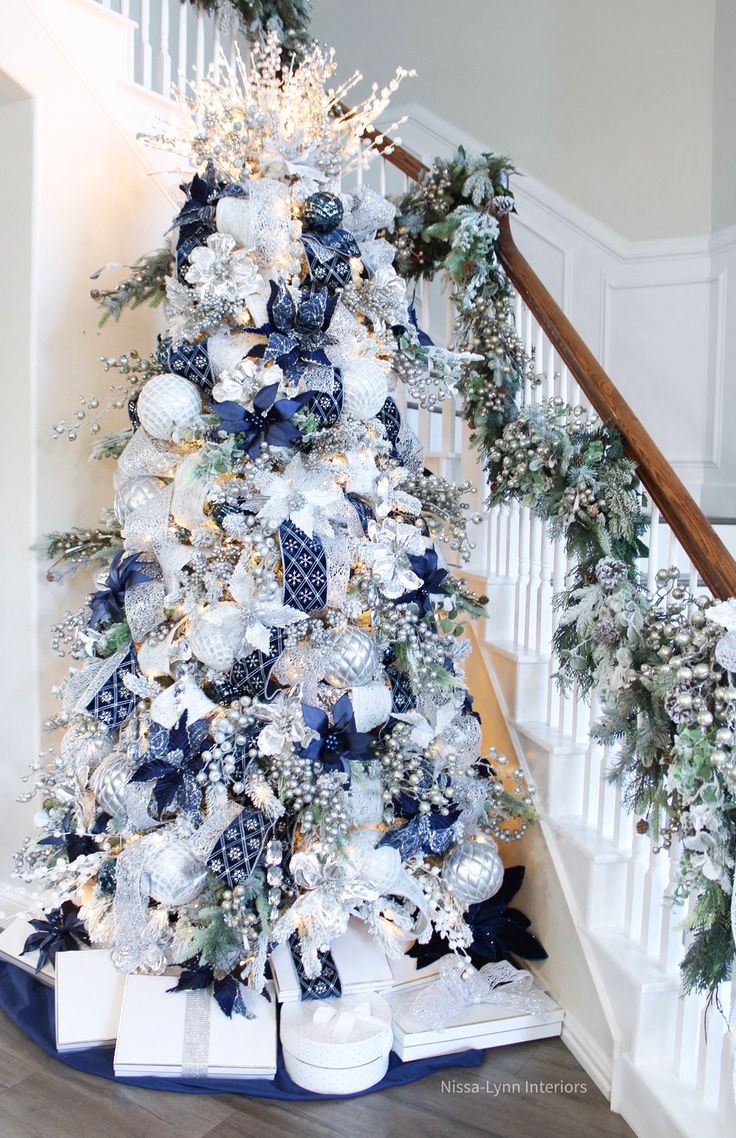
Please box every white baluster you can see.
[140,0,153,89]
[176,0,189,93]
[624,826,649,940]
[155,0,172,96]
[120,0,130,15]
[639,843,668,958]
[525,515,542,652]
[195,12,205,78]
[659,838,686,971]
[646,504,661,591]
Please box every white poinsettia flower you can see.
[212,359,283,405]
[228,556,305,653]
[251,691,316,756]
[360,518,431,598]
[248,454,342,538]
[185,233,264,304]
[393,700,459,750]
[371,471,422,520]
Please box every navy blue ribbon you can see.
[279,521,328,613]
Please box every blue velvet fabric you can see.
[0,961,484,1100]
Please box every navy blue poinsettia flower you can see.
[130,711,210,817]
[171,165,245,232]
[300,693,374,782]
[38,810,99,863]
[168,959,258,1019]
[212,382,312,458]
[87,550,152,628]
[396,548,449,617]
[21,901,89,972]
[408,866,547,969]
[247,280,338,384]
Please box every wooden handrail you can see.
[371,133,736,599]
[496,216,736,599]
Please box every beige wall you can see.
[312,0,717,241]
[712,0,736,231]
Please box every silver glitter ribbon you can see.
[394,955,556,1032]
[180,988,212,1078]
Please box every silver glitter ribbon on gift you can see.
[394,955,556,1032]
[180,988,212,1078]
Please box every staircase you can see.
[3,1,736,1134]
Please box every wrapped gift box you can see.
[0,919,56,987]
[270,916,393,1003]
[388,950,442,992]
[386,986,564,1061]
[55,949,126,1052]
[114,975,277,1079]
[280,993,393,1094]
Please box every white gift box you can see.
[280,993,393,1094]
[386,986,564,1061]
[114,975,277,1079]
[0,919,57,987]
[388,950,442,992]
[270,916,393,1003]
[55,949,126,1052]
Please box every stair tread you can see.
[586,928,681,992]
[513,719,589,753]
[547,815,632,863]
[482,638,549,665]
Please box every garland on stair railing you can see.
[393,148,736,996]
[181,0,313,59]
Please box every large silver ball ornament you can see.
[142,838,208,908]
[341,358,389,421]
[114,475,166,524]
[137,373,202,441]
[90,751,133,817]
[188,603,244,671]
[442,835,504,905]
[324,628,380,687]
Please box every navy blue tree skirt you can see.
[0,961,483,1100]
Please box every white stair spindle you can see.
[140,0,153,89]
[195,12,205,78]
[177,1,189,93]
[155,0,172,96]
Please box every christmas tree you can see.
[17,37,535,1013]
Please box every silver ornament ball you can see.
[114,475,166,524]
[188,603,244,671]
[90,751,133,817]
[341,358,389,421]
[442,835,504,905]
[324,627,380,687]
[142,838,208,907]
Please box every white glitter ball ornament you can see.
[114,475,166,524]
[324,628,380,687]
[442,834,504,906]
[137,373,202,441]
[90,751,132,817]
[142,838,208,907]
[341,357,389,421]
[188,603,245,671]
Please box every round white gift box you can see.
[283,1047,389,1095]
[279,993,393,1093]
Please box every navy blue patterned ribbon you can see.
[209,629,284,703]
[159,337,214,393]
[279,521,328,614]
[287,933,342,1000]
[306,369,343,428]
[207,808,272,888]
[85,645,138,731]
[386,666,417,713]
[377,396,402,449]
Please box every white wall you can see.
[312,0,717,242]
[712,0,736,232]
[0,0,177,884]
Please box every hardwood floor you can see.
[0,1009,635,1138]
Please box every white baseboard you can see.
[560,1012,613,1100]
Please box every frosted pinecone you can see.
[595,557,628,592]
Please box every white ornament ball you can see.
[91,751,132,817]
[341,357,389,421]
[442,835,504,906]
[114,475,166,524]
[142,838,207,907]
[188,603,244,672]
[137,373,202,441]
[324,628,380,687]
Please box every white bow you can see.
[312,1000,388,1042]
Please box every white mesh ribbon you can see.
[394,955,556,1032]
[118,428,181,479]
[62,648,132,717]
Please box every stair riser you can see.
[515,730,588,815]
[484,644,549,722]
